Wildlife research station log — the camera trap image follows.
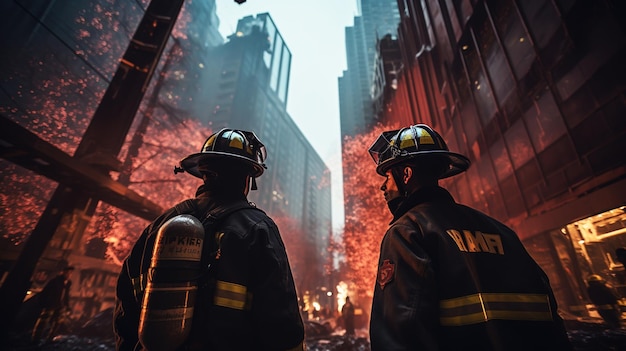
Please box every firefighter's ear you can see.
[403,166,413,184]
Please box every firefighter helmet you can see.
[368,124,470,179]
[179,128,267,179]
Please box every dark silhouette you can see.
[586,274,623,329]
[341,296,355,336]
[31,266,74,343]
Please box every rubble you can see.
[5,314,626,350]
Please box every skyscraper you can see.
[339,0,400,138]
[204,13,333,294]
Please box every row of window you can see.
[391,0,625,222]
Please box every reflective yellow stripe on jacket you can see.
[440,293,553,326]
[214,280,251,310]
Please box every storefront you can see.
[523,205,626,319]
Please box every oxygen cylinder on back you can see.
[139,214,205,351]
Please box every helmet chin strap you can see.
[251,176,258,191]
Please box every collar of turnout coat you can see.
[390,185,455,223]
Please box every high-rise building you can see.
[204,13,333,294]
[339,1,400,234]
[379,0,626,318]
[339,0,400,138]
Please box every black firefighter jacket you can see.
[114,189,304,351]
[369,186,573,351]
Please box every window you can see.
[263,16,276,69]
[461,32,497,126]
[504,118,534,169]
[523,89,566,153]
[478,8,516,113]
[277,46,291,104]
[269,34,282,93]
[489,0,535,81]
[490,137,513,181]
[517,1,561,49]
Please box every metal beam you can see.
[0,115,163,220]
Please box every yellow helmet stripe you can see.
[202,134,218,151]
[399,130,416,149]
[415,126,435,145]
[228,134,245,149]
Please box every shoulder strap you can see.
[200,202,256,227]
[197,202,258,264]
[174,199,197,216]
[176,199,258,226]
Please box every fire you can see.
[339,123,399,305]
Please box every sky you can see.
[215,0,360,230]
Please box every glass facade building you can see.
[339,0,401,138]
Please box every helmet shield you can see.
[180,128,267,179]
[368,129,402,166]
[368,124,470,179]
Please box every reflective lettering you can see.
[446,229,467,251]
[446,229,504,255]
[483,233,504,254]
[463,230,488,252]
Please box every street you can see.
[5,313,626,351]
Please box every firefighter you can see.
[113,128,305,351]
[367,124,572,350]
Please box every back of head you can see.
[404,154,452,185]
[198,158,251,195]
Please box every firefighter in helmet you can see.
[114,128,305,351]
[367,124,572,350]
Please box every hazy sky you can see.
[215,0,360,230]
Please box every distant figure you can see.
[587,274,622,329]
[341,296,355,336]
[31,266,74,343]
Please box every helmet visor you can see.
[242,131,267,165]
[368,129,400,165]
